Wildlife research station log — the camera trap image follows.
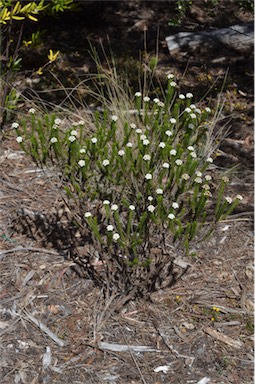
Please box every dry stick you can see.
[23,310,67,347]
[129,349,148,384]
[0,247,60,260]
[122,331,148,384]
[98,342,159,353]
[152,319,194,366]
[203,327,243,349]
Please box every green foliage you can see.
[0,0,77,128]
[50,0,75,13]
[168,0,192,27]
[235,0,254,11]
[14,70,242,299]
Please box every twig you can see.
[203,327,243,349]
[129,349,148,384]
[97,342,159,353]
[0,247,60,260]
[23,310,67,347]
[151,320,194,367]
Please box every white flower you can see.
[170,149,177,156]
[78,160,85,167]
[126,142,133,148]
[225,196,232,204]
[143,139,150,146]
[170,81,177,87]
[158,101,164,108]
[147,205,155,212]
[84,212,92,218]
[187,146,194,151]
[179,94,185,99]
[204,190,212,197]
[145,173,152,180]
[28,108,35,114]
[102,159,110,167]
[12,122,19,129]
[130,123,136,129]
[111,115,118,122]
[143,154,151,161]
[103,200,110,205]
[107,225,114,232]
[165,130,173,137]
[91,137,97,144]
[148,196,153,201]
[182,173,190,180]
[159,142,166,148]
[72,122,78,127]
[111,204,118,211]
[68,135,76,142]
[195,108,201,114]
[207,157,213,163]
[236,194,243,201]
[168,213,175,220]
[54,118,61,125]
[162,162,170,169]
[16,136,23,143]
[190,152,197,158]
[50,137,58,144]
[169,118,176,124]
[167,73,174,79]
[135,128,142,134]
[153,98,160,104]
[196,171,202,177]
[118,150,125,156]
[172,202,179,209]
[202,184,210,190]
[205,107,211,113]
[52,124,58,129]
[129,205,135,211]
[205,175,212,181]
[140,134,147,140]
[222,176,229,183]
[156,188,163,195]
[186,93,193,98]
[80,148,86,153]
[194,177,202,183]
[188,124,195,129]
[113,233,120,241]
[71,130,78,136]
[135,91,142,97]
[185,107,191,113]
[175,159,183,165]
[190,104,196,109]
[190,113,196,119]
[78,120,85,125]
[143,96,150,102]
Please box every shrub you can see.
[14,69,242,305]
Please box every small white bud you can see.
[102,159,110,167]
[78,160,85,167]
[147,205,155,212]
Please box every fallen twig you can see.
[98,342,159,353]
[23,310,67,347]
[0,247,60,260]
[203,327,243,349]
